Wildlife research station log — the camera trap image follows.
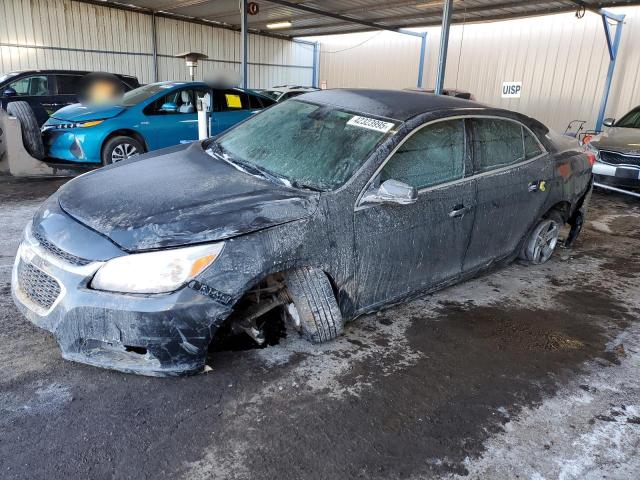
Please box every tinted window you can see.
[214,90,249,111]
[616,107,640,129]
[122,83,183,107]
[216,100,395,191]
[248,94,264,109]
[523,129,544,159]
[8,75,50,96]
[473,118,525,172]
[380,120,465,190]
[56,75,83,94]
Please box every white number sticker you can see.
[347,116,395,133]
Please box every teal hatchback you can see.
[42,81,274,165]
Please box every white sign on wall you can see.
[501,81,522,98]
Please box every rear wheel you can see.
[283,267,343,344]
[6,101,44,159]
[520,211,563,265]
[101,135,144,165]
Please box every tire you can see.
[6,101,44,159]
[284,267,344,344]
[101,135,144,165]
[520,211,564,265]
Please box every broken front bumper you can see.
[11,227,231,376]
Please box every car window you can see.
[248,93,265,109]
[379,119,465,190]
[214,90,250,111]
[472,118,525,173]
[8,75,50,96]
[146,88,197,115]
[523,128,544,159]
[56,75,82,95]
[616,107,640,129]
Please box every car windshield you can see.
[616,107,640,129]
[261,90,282,101]
[214,100,397,191]
[120,83,183,106]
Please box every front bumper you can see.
[42,128,102,164]
[593,161,640,189]
[11,227,232,376]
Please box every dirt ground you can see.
[0,176,638,480]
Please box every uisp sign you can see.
[501,81,522,98]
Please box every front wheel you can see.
[283,267,344,344]
[520,212,563,265]
[101,135,144,165]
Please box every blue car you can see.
[42,82,275,165]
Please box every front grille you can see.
[599,150,640,167]
[33,229,91,266]
[17,260,62,310]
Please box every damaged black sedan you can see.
[12,90,593,376]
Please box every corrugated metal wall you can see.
[310,6,640,132]
[0,0,314,88]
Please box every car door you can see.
[142,87,205,149]
[211,89,262,135]
[352,118,476,310]
[463,117,552,272]
[5,74,55,125]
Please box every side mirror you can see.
[603,118,615,128]
[360,179,418,206]
[2,87,17,97]
[160,101,178,113]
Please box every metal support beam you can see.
[417,33,427,88]
[313,41,320,88]
[240,0,248,89]
[595,12,624,132]
[265,0,423,37]
[151,11,158,82]
[435,0,453,95]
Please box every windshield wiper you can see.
[206,140,322,191]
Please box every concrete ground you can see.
[0,176,638,480]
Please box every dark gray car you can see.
[11,90,593,376]
[588,106,640,193]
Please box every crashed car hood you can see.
[57,142,319,252]
[50,103,126,122]
[592,127,640,155]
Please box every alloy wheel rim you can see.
[533,221,559,263]
[111,143,138,163]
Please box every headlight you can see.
[56,120,105,129]
[91,243,224,294]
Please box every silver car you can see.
[587,106,640,196]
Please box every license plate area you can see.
[615,167,640,179]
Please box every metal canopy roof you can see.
[84,0,640,38]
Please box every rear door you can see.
[211,89,263,134]
[463,117,552,272]
[353,118,476,309]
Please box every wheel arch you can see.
[101,128,149,155]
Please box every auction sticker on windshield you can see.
[347,116,395,133]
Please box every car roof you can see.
[296,88,485,121]
[4,69,137,78]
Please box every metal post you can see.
[151,12,158,82]
[312,42,320,88]
[595,12,624,132]
[417,33,427,88]
[435,0,453,95]
[240,0,248,89]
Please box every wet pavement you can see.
[0,176,638,480]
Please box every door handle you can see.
[449,204,471,218]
